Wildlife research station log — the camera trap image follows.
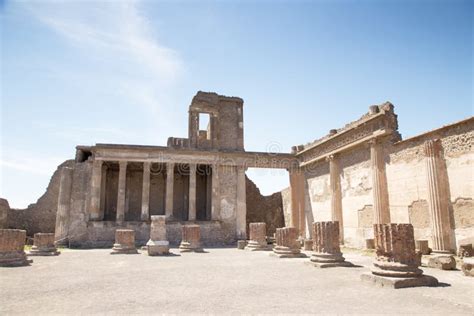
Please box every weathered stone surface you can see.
[237,240,246,250]
[272,227,306,258]
[361,224,438,288]
[28,233,59,256]
[179,225,203,252]
[310,222,352,268]
[365,238,375,250]
[304,239,313,251]
[461,257,474,277]
[415,240,431,255]
[245,222,269,251]
[457,244,473,258]
[111,229,138,254]
[0,198,9,229]
[427,255,456,270]
[0,229,31,267]
[147,216,169,256]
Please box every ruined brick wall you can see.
[5,160,75,236]
[246,176,285,237]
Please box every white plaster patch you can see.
[220,198,234,219]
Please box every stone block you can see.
[147,216,170,256]
[415,240,431,255]
[28,233,60,256]
[457,244,473,258]
[427,254,456,270]
[111,229,138,254]
[0,229,31,267]
[237,240,246,250]
[303,239,313,251]
[461,258,474,277]
[179,225,203,252]
[365,238,375,250]
[360,273,439,289]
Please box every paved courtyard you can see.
[1,248,473,314]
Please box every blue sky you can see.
[1,0,472,208]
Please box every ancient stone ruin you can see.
[361,223,438,288]
[179,225,203,252]
[111,229,138,254]
[0,229,31,267]
[28,233,60,256]
[309,221,352,268]
[146,215,170,256]
[272,227,305,258]
[245,222,269,251]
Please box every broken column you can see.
[111,229,138,254]
[309,221,351,268]
[146,216,170,256]
[28,233,60,256]
[272,227,305,258]
[245,222,269,251]
[179,225,203,252]
[361,224,438,288]
[0,229,31,267]
[424,140,456,270]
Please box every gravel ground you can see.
[1,248,473,315]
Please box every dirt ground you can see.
[1,248,473,314]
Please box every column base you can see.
[427,254,456,270]
[244,240,270,251]
[179,242,203,253]
[309,252,352,268]
[28,247,60,256]
[0,251,32,267]
[305,260,354,268]
[147,240,170,256]
[361,272,438,289]
[271,246,307,258]
[110,244,138,255]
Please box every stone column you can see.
[111,229,138,254]
[245,222,268,251]
[146,215,170,256]
[0,229,30,267]
[310,221,351,267]
[29,233,59,256]
[327,155,343,243]
[289,169,305,238]
[361,224,438,288]
[89,160,103,221]
[273,227,305,258]
[188,163,197,221]
[236,166,247,239]
[141,162,151,221]
[55,166,73,245]
[211,164,220,220]
[179,225,203,252]
[370,139,391,224]
[165,162,175,219]
[424,139,453,253]
[116,161,127,224]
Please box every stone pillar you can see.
[55,166,73,245]
[310,221,351,267]
[236,166,247,239]
[0,229,30,267]
[272,227,305,258]
[141,162,151,221]
[116,161,127,224]
[424,139,454,253]
[327,155,343,243]
[89,160,103,221]
[188,163,197,221]
[165,162,175,219]
[146,215,170,256]
[361,224,438,288]
[370,139,391,224]
[245,222,268,251]
[111,229,138,254]
[28,233,59,256]
[179,225,203,252]
[211,164,220,220]
[289,169,306,238]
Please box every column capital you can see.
[325,154,339,162]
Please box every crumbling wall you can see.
[245,176,285,237]
[0,198,9,229]
[6,160,74,236]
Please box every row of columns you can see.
[89,161,219,223]
[291,137,451,252]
